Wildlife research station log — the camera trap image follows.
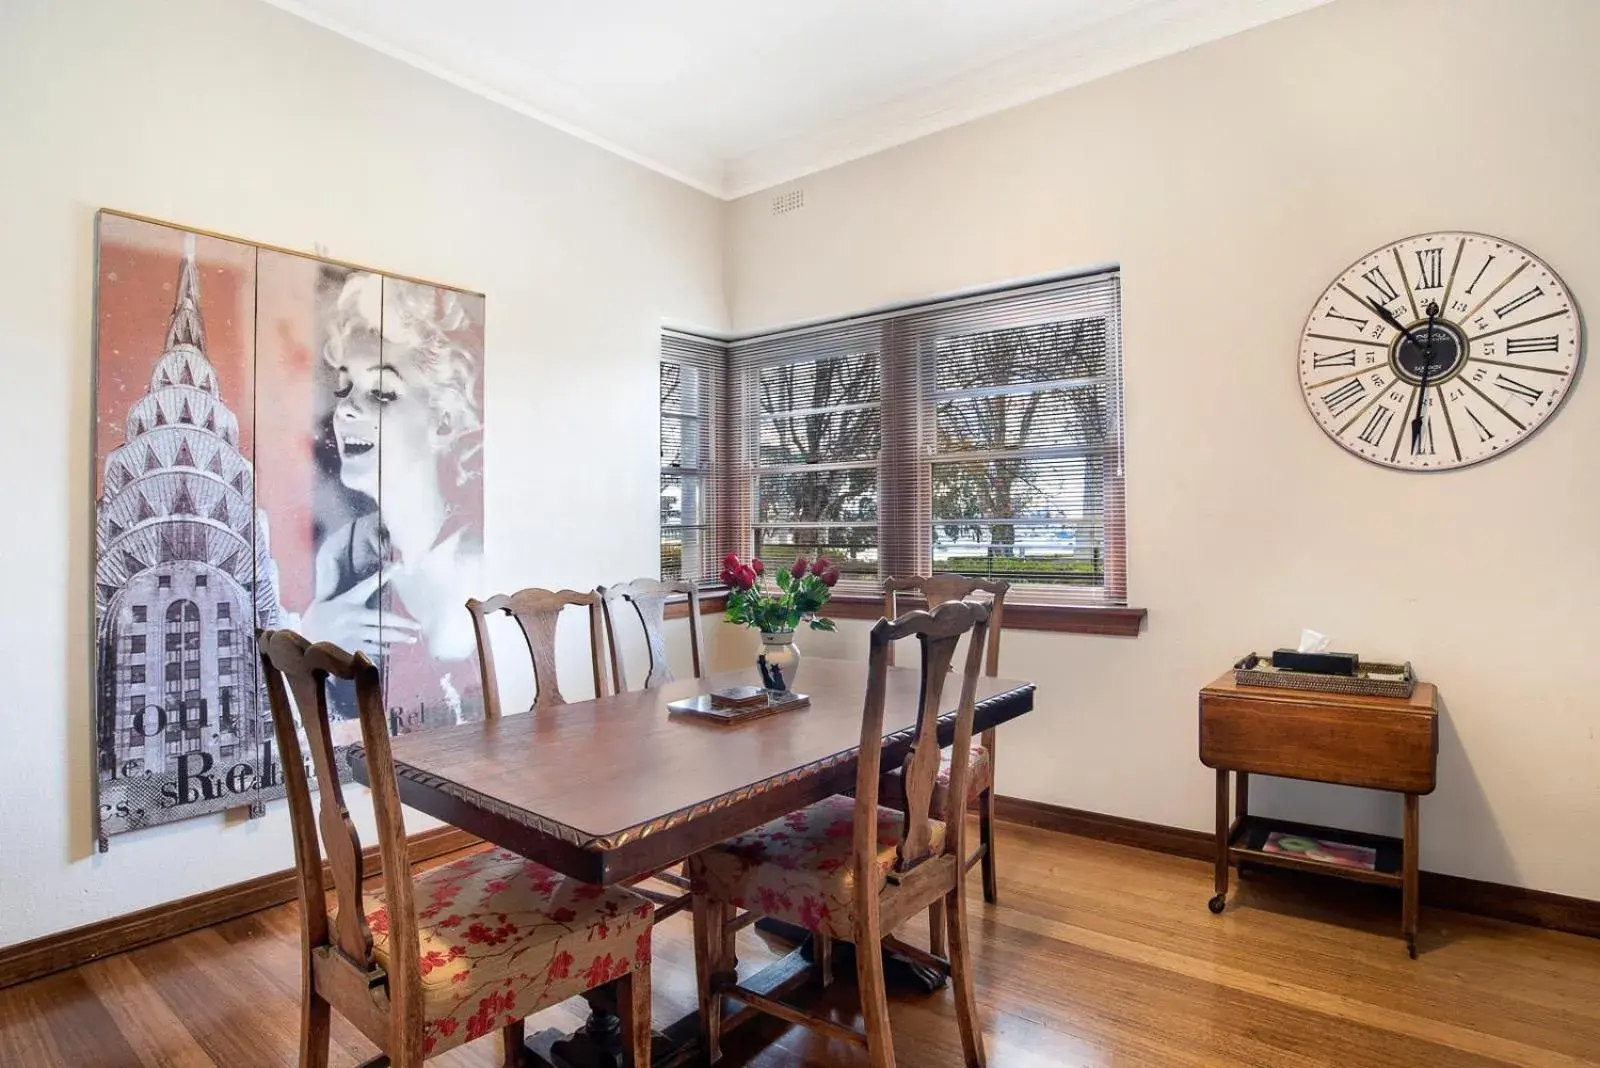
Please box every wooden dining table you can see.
[350,656,1035,1067]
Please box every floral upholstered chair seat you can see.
[933,743,992,813]
[880,743,992,815]
[692,794,946,940]
[342,848,654,1058]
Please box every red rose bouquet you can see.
[720,553,840,635]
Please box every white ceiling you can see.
[263,0,1332,199]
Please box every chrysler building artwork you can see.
[93,211,485,843]
[96,229,280,836]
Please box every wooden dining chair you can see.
[466,587,608,716]
[597,577,706,691]
[884,575,1009,911]
[686,600,992,1068]
[467,586,689,921]
[257,628,653,1068]
[596,578,706,912]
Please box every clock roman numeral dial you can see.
[1415,412,1437,457]
[1433,390,1464,462]
[1438,238,1468,310]
[1470,357,1573,380]
[1494,374,1543,405]
[1493,286,1544,319]
[1397,394,1438,462]
[1356,404,1394,446]
[1301,232,1580,471]
[1361,266,1400,305]
[1320,378,1366,418]
[1413,247,1443,290]
[1461,258,1529,322]
[1462,374,1527,432]
[1323,305,1368,331]
[1391,249,1421,319]
[1464,255,1495,295]
[1468,306,1570,341]
[1503,335,1560,355]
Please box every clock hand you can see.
[1412,302,1439,454]
[1365,298,1432,352]
[1362,296,1438,454]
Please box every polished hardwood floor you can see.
[3,823,1599,1067]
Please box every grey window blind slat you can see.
[731,326,884,591]
[660,333,727,585]
[912,273,1126,604]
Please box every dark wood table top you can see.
[350,658,1035,885]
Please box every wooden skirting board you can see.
[5,800,1596,993]
[994,795,1600,940]
[0,825,479,991]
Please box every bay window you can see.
[661,268,1127,611]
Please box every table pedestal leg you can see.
[533,980,674,1068]
[526,913,952,1065]
[534,987,620,1068]
[1403,792,1420,959]
[756,917,948,992]
[1208,769,1230,914]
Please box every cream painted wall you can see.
[3,0,1596,951]
[723,0,1600,898]
[0,0,725,945]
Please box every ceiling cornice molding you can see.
[260,0,1334,201]
[723,0,1335,198]
[255,0,728,197]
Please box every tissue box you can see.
[1271,649,1359,676]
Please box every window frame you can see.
[910,289,1127,605]
[660,270,1144,636]
[744,340,885,593]
[659,333,728,587]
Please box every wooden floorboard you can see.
[0,823,1597,1067]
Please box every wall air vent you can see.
[771,188,805,216]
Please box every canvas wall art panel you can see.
[93,211,485,844]
[254,249,486,740]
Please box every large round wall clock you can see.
[1298,231,1582,470]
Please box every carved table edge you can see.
[349,683,1036,854]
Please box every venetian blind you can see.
[660,332,727,585]
[727,269,1126,604]
[724,320,883,593]
[909,272,1125,605]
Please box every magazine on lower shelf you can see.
[1261,830,1378,871]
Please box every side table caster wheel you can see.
[1207,894,1227,914]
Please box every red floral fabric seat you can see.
[342,848,653,1059]
[933,743,992,813]
[692,794,946,940]
[881,743,992,815]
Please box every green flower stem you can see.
[724,568,838,633]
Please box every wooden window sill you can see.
[665,591,726,620]
[670,589,1146,637]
